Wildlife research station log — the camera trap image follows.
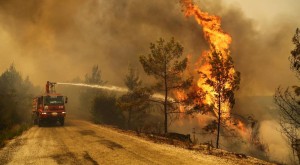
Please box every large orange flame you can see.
[180,0,236,119]
[181,0,232,54]
[174,0,252,144]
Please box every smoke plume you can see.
[0,0,299,163]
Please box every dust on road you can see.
[0,120,254,165]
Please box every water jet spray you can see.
[56,82,173,101]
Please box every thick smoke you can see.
[0,0,299,163]
[0,0,297,91]
[0,0,208,86]
[0,0,297,96]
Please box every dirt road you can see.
[0,120,268,165]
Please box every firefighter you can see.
[46,81,50,93]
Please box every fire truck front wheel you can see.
[59,118,65,126]
[32,116,37,125]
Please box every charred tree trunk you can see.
[164,56,168,134]
[216,92,221,148]
[164,87,168,134]
[293,139,300,164]
[128,109,132,130]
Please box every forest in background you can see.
[0,64,39,147]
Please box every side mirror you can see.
[65,97,68,104]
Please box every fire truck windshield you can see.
[44,96,64,105]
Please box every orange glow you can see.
[177,0,248,136]
[237,120,246,132]
[180,0,235,119]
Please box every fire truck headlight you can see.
[62,112,66,114]
[42,112,47,115]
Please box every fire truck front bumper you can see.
[40,112,66,119]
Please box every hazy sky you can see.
[224,0,300,22]
[0,0,299,96]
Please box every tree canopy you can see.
[0,64,36,130]
[139,37,192,133]
[199,50,240,148]
[290,28,300,77]
[274,28,300,164]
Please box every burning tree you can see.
[274,28,300,163]
[199,50,240,148]
[180,0,241,148]
[139,37,193,133]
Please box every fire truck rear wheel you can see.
[33,119,37,125]
[38,118,43,127]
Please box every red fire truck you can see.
[32,81,68,126]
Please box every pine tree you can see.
[274,28,300,163]
[140,37,192,133]
[118,65,151,130]
[199,50,240,148]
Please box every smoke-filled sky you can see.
[0,0,299,96]
[1,0,299,162]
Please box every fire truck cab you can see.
[32,81,68,126]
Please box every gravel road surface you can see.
[0,120,263,165]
